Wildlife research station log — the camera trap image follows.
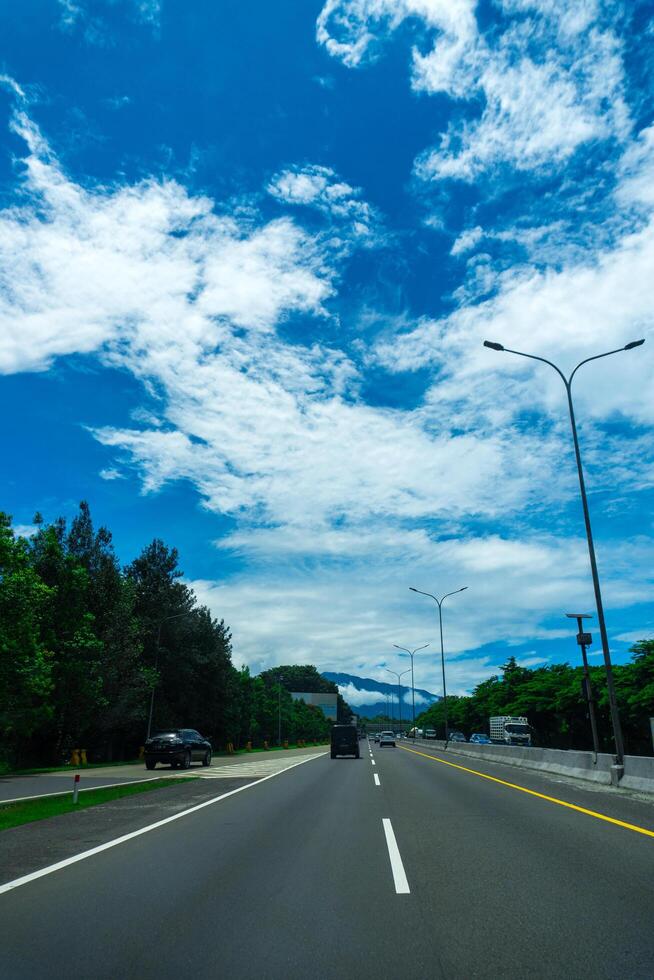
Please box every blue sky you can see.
[1,0,653,696]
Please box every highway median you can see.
[0,778,197,832]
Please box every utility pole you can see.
[566,613,600,758]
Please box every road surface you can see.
[0,746,326,802]
[1,739,653,979]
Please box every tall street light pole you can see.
[386,668,411,732]
[483,338,645,766]
[147,610,192,740]
[393,644,430,741]
[410,587,467,744]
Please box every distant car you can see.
[470,733,491,744]
[331,724,360,758]
[395,733,403,739]
[379,731,396,747]
[144,729,212,770]
[424,729,437,740]
[374,733,380,742]
[448,731,467,742]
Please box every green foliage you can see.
[415,650,654,755]
[1,505,348,767]
[0,514,53,765]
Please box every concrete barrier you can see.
[410,739,654,792]
[621,755,654,793]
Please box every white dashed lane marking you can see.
[382,818,410,895]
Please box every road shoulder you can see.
[0,776,256,886]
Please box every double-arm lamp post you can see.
[393,644,429,740]
[409,587,467,742]
[483,338,645,766]
[386,667,411,731]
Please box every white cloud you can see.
[13,524,38,538]
[267,164,382,244]
[187,530,653,695]
[316,0,476,72]
[58,0,160,36]
[1,91,651,689]
[335,682,388,706]
[613,629,654,645]
[0,112,333,375]
[99,467,125,481]
[450,225,483,256]
[318,0,629,181]
[373,196,654,431]
[418,48,626,181]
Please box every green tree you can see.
[0,514,53,766]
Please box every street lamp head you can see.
[458,586,468,593]
[483,340,504,351]
[624,339,645,350]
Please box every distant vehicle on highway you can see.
[331,724,360,758]
[490,716,532,747]
[395,733,403,739]
[374,733,380,742]
[469,733,491,744]
[448,732,467,742]
[144,729,212,770]
[379,731,396,747]
[424,729,437,740]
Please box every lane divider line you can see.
[382,818,410,894]
[0,753,328,896]
[371,760,376,766]
[374,773,380,787]
[398,746,654,840]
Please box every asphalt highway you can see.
[1,740,653,979]
[0,746,326,801]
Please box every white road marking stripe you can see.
[0,776,163,806]
[371,760,376,766]
[382,818,410,894]
[0,753,327,896]
[374,773,380,786]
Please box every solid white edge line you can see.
[374,773,380,786]
[0,776,166,806]
[0,752,323,804]
[0,753,327,896]
[382,818,410,894]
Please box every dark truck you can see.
[330,724,360,758]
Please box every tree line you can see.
[0,503,349,770]
[415,650,654,756]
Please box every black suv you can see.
[330,724,360,758]
[144,729,212,770]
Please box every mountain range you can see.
[321,671,440,721]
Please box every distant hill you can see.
[321,671,440,720]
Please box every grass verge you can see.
[0,778,196,832]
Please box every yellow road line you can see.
[399,745,654,840]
